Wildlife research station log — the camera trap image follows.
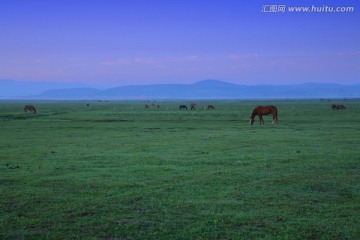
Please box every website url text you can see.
[261,5,355,13]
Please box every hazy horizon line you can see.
[1,78,359,89]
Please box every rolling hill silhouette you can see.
[1,79,359,99]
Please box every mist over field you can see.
[1,79,360,99]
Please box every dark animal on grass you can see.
[250,105,278,125]
[338,104,346,110]
[179,105,188,110]
[144,104,149,109]
[24,105,36,114]
[331,104,346,110]
[207,105,215,110]
[190,103,196,110]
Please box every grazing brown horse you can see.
[250,105,278,125]
[24,105,36,114]
[207,105,215,110]
[179,105,188,110]
[190,103,196,110]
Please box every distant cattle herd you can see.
[22,102,348,125]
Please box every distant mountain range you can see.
[1,79,360,99]
[0,79,86,98]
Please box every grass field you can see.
[1,99,359,239]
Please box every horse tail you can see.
[33,107,36,114]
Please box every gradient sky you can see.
[1,0,359,87]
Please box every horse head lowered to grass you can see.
[250,105,278,125]
[24,105,36,114]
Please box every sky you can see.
[1,0,359,87]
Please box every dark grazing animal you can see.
[207,105,215,110]
[190,103,196,110]
[250,105,278,125]
[338,104,346,110]
[331,104,346,110]
[24,105,36,114]
[179,105,188,110]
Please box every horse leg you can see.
[259,115,264,124]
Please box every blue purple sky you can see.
[1,0,359,87]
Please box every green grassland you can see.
[1,99,359,239]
